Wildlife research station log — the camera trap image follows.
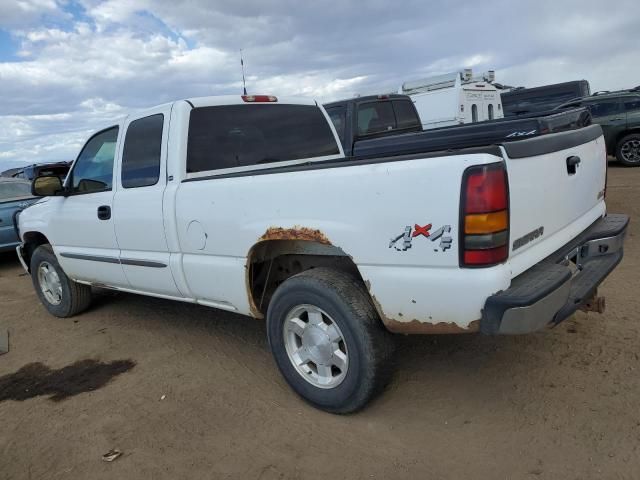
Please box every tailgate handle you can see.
[566,155,581,175]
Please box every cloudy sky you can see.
[1,0,639,170]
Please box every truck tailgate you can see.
[502,124,607,276]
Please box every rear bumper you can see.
[481,214,628,335]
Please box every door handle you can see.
[97,205,111,220]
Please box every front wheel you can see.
[30,245,92,318]
[616,134,640,166]
[266,268,394,413]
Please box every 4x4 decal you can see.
[389,223,453,252]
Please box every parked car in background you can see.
[398,69,503,129]
[4,161,71,181]
[555,87,640,166]
[501,80,591,117]
[0,178,38,253]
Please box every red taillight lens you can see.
[242,95,278,103]
[463,245,509,265]
[460,163,509,267]
[464,167,507,213]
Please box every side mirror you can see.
[32,175,64,197]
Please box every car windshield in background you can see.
[0,182,32,201]
[186,104,340,173]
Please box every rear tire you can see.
[266,268,394,414]
[615,134,640,166]
[30,245,92,318]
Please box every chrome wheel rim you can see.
[621,139,640,163]
[37,261,63,305]
[283,304,348,389]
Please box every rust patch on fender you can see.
[259,226,331,245]
[368,287,479,335]
[384,318,480,335]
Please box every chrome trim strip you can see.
[60,252,166,268]
[120,258,167,268]
[60,252,120,264]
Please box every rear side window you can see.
[187,105,339,173]
[325,106,346,145]
[357,102,395,135]
[586,100,621,117]
[392,100,419,129]
[121,114,164,188]
[624,97,640,111]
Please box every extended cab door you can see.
[112,105,183,297]
[51,126,129,287]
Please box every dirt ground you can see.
[0,163,638,480]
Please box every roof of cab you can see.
[185,95,317,108]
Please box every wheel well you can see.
[246,240,365,318]
[22,232,50,271]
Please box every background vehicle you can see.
[398,69,503,129]
[2,161,71,181]
[555,87,640,166]
[18,94,627,413]
[0,178,38,252]
[324,94,422,156]
[326,94,592,158]
[500,80,591,117]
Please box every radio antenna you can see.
[240,49,247,95]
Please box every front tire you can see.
[266,268,394,414]
[616,134,640,166]
[30,245,92,317]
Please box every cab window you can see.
[70,127,119,194]
[585,100,622,118]
[121,114,164,188]
[325,106,346,145]
[357,102,395,135]
[392,100,419,129]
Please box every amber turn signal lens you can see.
[464,210,508,234]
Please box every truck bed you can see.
[352,107,592,159]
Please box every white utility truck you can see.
[17,94,627,413]
[400,69,503,129]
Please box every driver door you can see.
[49,126,129,287]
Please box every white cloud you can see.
[1,0,640,170]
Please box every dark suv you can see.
[556,87,640,166]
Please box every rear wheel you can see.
[266,268,394,413]
[30,245,92,317]
[616,134,640,166]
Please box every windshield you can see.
[0,182,32,201]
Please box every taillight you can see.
[242,95,278,102]
[460,163,509,267]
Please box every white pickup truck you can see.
[17,94,628,413]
